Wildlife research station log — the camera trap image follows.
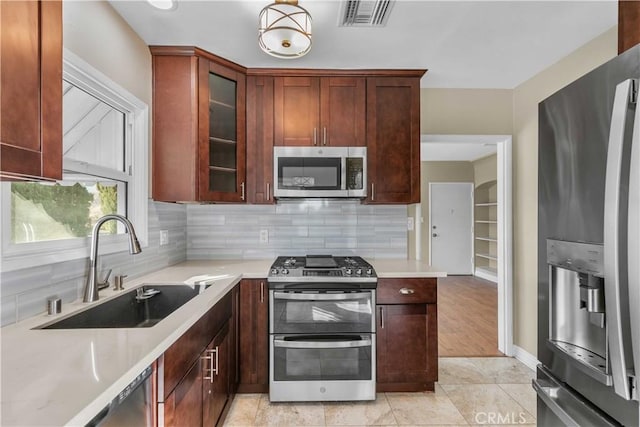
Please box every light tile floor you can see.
[223,357,537,426]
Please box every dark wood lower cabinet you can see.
[376,278,438,392]
[237,279,269,393]
[161,287,237,427]
[164,358,202,427]
[203,322,231,426]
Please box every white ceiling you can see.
[109,0,617,89]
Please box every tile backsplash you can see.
[187,200,407,260]
[1,199,407,326]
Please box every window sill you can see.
[0,234,147,273]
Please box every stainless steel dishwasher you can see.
[86,365,155,427]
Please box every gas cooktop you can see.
[267,255,377,284]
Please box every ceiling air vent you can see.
[339,0,395,27]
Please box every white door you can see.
[429,183,474,274]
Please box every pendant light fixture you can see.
[258,0,312,59]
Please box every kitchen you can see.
[0,1,638,426]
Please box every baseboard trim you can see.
[474,267,498,283]
[512,345,539,371]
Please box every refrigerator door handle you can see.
[629,81,640,402]
[604,78,636,401]
[533,368,619,427]
[533,379,577,426]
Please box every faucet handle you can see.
[97,269,112,290]
[114,274,128,291]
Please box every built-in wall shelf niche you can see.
[474,180,498,282]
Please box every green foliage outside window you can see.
[12,182,92,238]
[97,183,118,233]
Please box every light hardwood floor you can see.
[438,275,503,357]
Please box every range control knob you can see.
[281,269,289,275]
[366,268,373,276]
[356,269,362,276]
[345,269,353,275]
[270,268,278,275]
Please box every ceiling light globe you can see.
[147,0,176,11]
[259,2,312,59]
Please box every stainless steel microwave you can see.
[273,146,367,198]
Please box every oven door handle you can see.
[273,337,372,349]
[273,291,371,301]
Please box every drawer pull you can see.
[202,348,218,383]
[399,288,415,295]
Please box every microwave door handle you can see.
[273,291,372,301]
[604,78,636,400]
[341,156,347,191]
[629,85,640,401]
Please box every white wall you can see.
[63,1,151,108]
[418,27,618,357]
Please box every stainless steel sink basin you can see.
[39,284,210,329]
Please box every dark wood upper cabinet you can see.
[246,76,275,204]
[151,47,246,202]
[274,76,320,146]
[152,50,424,204]
[274,76,366,147]
[619,1,640,54]
[366,77,421,204]
[0,0,62,181]
[320,77,366,147]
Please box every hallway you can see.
[438,275,502,357]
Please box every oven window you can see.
[277,157,341,190]
[271,291,374,334]
[272,335,372,381]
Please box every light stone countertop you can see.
[368,259,448,278]
[0,258,444,426]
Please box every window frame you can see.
[0,49,149,272]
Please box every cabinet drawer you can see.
[377,278,436,304]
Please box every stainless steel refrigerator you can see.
[537,43,640,426]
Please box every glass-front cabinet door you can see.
[199,60,246,202]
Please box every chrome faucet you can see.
[83,214,142,303]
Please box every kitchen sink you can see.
[39,284,210,329]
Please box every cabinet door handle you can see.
[371,183,375,201]
[399,288,415,295]
[380,307,384,329]
[323,127,327,145]
[313,128,317,145]
[260,281,264,303]
[266,183,270,201]
[240,182,245,201]
[212,346,219,376]
[202,350,214,383]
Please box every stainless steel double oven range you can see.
[267,255,377,402]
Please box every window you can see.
[1,49,148,271]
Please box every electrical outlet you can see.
[159,230,169,246]
[407,217,415,231]
[259,229,269,244]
